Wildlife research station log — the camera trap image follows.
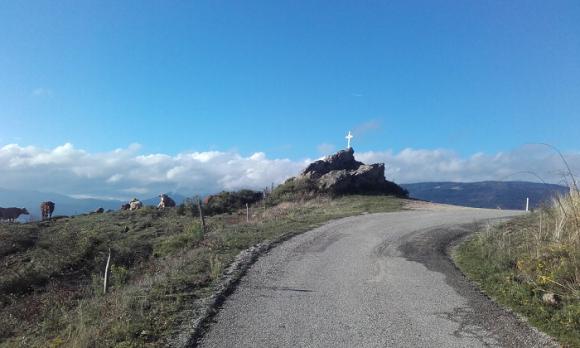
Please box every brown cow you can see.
[40,201,55,220]
[0,207,30,222]
[158,194,176,209]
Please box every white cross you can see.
[345,131,353,149]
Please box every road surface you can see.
[198,205,555,347]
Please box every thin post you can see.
[526,197,530,212]
[103,248,111,294]
[246,203,249,222]
[197,199,206,234]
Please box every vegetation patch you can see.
[454,190,580,347]
[203,189,264,216]
[0,195,403,347]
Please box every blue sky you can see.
[0,1,579,197]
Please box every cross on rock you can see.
[345,131,353,149]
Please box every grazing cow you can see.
[0,207,30,222]
[120,203,131,210]
[129,198,143,211]
[40,201,55,220]
[94,207,104,214]
[158,194,176,209]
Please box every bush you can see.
[176,204,186,216]
[269,176,408,204]
[187,222,204,242]
[110,265,130,288]
[269,177,320,203]
[209,255,223,281]
[204,189,263,215]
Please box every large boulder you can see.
[277,148,408,197]
[301,148,363,178]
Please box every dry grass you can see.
[455,189,580,346]
[551,188,580,251]
[0,195,403,347]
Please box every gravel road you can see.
[198,205,557,347]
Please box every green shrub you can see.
[269,177,319,203]
[187,222,204,242]
[176,204,186,216]
[204,189,264,215]
[111,265,130,288]
[209,255,223,281]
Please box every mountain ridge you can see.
[401,181,569,210]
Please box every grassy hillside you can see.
[402,181,568,210]
[454,190,580,347]
[0,195,403,347]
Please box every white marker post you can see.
[345,131,353,149]
[525,197,530,212]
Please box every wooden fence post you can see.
[198,199,206,234]
[103,248,111,294]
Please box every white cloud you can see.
[355,145,580,186]
[0,143,308,199]
[106,174,124,183]
[0,143,577,200]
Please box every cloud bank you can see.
[0,143,578,199]
[357,147,580,186]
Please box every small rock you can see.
[542,292,560,306]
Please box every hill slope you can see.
[402,181,569,210]
[0,196,403,346]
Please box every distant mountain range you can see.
[401,181,569,210]
[0,188,189,219]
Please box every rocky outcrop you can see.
[301,148,363,178]
[282,148,408,197]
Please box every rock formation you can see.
[280,148,408,197]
